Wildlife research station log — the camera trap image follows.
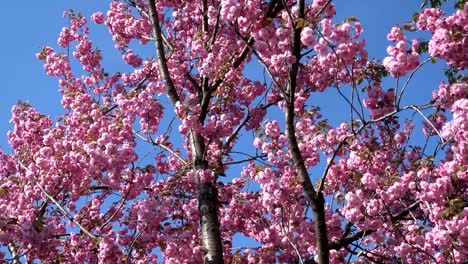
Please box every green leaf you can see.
[402,24,417,32]
[430,0,442,8]
[336,193,345,204]
[455,0,466,9]
[295,18,307,29]
[344,16,359,23]
[420,0,428,9]
[0,187,8,196]
[416,40,429,54]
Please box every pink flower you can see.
[91,12,105,24]
[301,27,316,46]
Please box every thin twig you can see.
[36,182,97,239]
[126,225,148,258]
[18,161,98,240]
[132,129,187,165]
[234,31,283,92]
[397,58,432,108]
[409,105,445,144]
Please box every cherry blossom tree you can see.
[0,0,467,263]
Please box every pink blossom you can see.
[91,12,105,24]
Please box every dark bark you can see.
[148,0,180,105]
[285,1,330,263]
[329,201,421,250]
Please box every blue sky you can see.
[0,1,105,149]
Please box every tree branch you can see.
[329,201,421,250]
[397,58,432,109]
[199,36,254,123]
[35,182,98,240]
[132,128,187,165]
[284,1,329,263]
[148,0,180,105]
[18,161,98,240]
[8,242,20,264]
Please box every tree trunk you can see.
[148,1,224,262]
[192,134,224,263]
[198,181,223,263]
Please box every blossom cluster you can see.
[383,27,420,77]
[417,4,468,69]
[0,0,466,263]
